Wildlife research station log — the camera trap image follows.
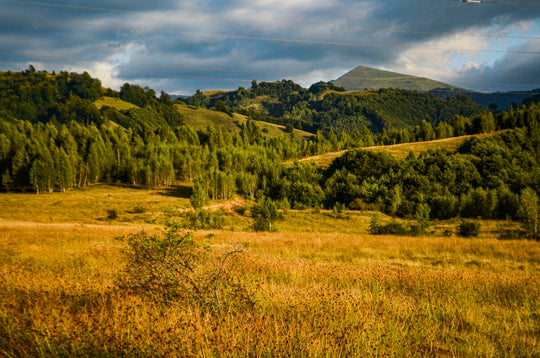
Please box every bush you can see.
[369,214,409,235]
[498,229,525,240]
[329,202,348,219]
[232,205,248,216]
[252,198,282,232]
[457,221,480,237]
[106,209,118,220]
[184,209,224,230]
[378,222,410,235]
[115,221,250,311]
[131,206,146,214]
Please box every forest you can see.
[0,68,539,237]
[190,79,486,133]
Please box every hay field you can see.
[0,186,539,356]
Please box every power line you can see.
[3,0,138,14]
[176,31,540,55]
[3,2,540,42]
[1,13,538,55]
[346,26,540,40]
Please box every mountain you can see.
[331,65,459,92]
[332,65,540,110]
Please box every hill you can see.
[332,65,459,92]
[193,80,484,134]
[430,88,540,110]
[175,102,313,141]
[94,96,139,111]
[293,132,495,168]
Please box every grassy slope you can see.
[93,97,313,141]
[175,102,313,141]
[294,133,493,168]
[0,185,538,356]
[332,65,459,92]
[94,96,139,111]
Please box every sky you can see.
[1,0,540,95]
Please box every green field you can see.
[175,103,313,141]
[0,185,538,356]
[93,97,313,141]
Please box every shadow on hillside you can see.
[156,185,192,199]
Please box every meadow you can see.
[295,132,495,168]
[0,185,539,357]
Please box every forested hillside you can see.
[191,80,485,134]
[1,69,539,237]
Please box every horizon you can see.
[1,1,539,94]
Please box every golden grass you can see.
[0,186,539,356]
[94,96,139,111]
[0,184,192,224]
[297,133,495,168]
[366,133,494,160]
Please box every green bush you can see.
[369,214,409,235]
[184,209,224,230]
[457,221,480,237]
[252,198,282,232]
[106,209,118,220]
[115,221,251,311]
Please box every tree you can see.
[519,187,539,239]
[190,179,209,210]
[414,204,431,234]
[252,197,280,231]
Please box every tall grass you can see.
[1,220,538,356]
[0,186,538,356]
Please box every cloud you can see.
[453,39,540,91]
[0,0,539,94]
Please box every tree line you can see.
[187,80,486,134]
[0,68,539,238]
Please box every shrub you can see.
[115,221,250,311]
[369,214,409,235]
[232,205,248,216]
[457,221,480,237]
[252,198,282,232]
[131,206,146,214]
[106,209,118,220]
[329,202,348,219]
[184,209,224,230]
[498,229,525,240]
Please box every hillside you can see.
[293,133,494,168]
[430,88,540,110]
[332,65,459,92]
[175,103,313,141]
[94,96,139,111]
[194,80,484,134]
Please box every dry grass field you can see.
[0,185,539,356]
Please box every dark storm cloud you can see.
[1,0,539,94]
[454,39,540,91]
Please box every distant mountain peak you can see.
[331,65,459,92]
